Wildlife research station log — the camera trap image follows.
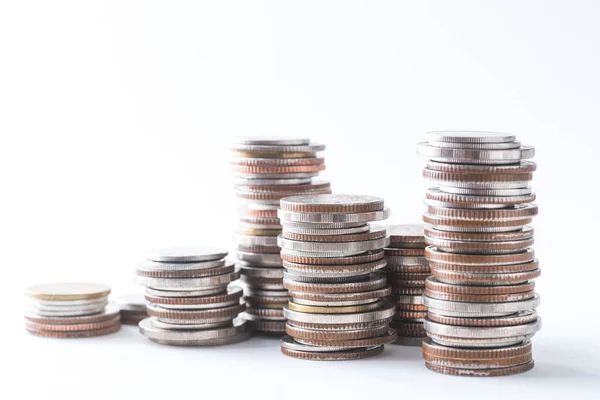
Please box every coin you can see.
[288,287,392,303]
[233,137,310,146]
[135,262,235,278]
[278,236,390,255]
[26,322,121,339]
[280,194,384,213]
[425,360,534,376]
[24,306,120,325]
[427,310,538,327]
[280,249,384,265]
[287,300,383,314]
[283,300,395,324]
[135,270,240,290]
[283,272,387,293]
[417,143,534,164]
[230,143,325,153]
[26,282,111,301]
[281,345,384,360]
[427,140,521,150]
[235,251,282,266]
[278,207,391,224]
[294,329,397,348]
[386,224,426,247]
[144,286,243,306]
[282,224,370,235]
[281,225,386,242]
[282,258,387,277]
[146,246,228,263]
[426,160,536,173]
[146,301,246,323]
[424,131,516,144]
[423,294,540,317]
[285,323,390,340]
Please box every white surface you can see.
[2,1,600,399]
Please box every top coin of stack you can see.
[383,224,430,346]
[135,246,250,346]
[231,137,331,334]
[277,194,397,361]
[25,282,121,338]
[417,131,541,377]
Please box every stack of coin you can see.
[25,282,121,338]
[277,194,397,360]
[135,246,250,346]
[384,224,430,346]
[114,292,148,325]
[231,137,331,334]
[417,131,541,376]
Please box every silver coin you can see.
[427,140,521,150]
[238,265,284,279]
[396,295,424,305]
[135,271,240,290]
[278,207,391,223]
[424,236,533,254]
[431,269,540,286]
[234,234,278,247]
[231,143,325,153]
[139,258,226,271]
[294,329,396,348]
[140,318,250,345]
[144,287,226,298]
[233,137,310,146]
[280,248,381,258]
[282,300,395,324]
[438,186,534,196]
[385,255,428,266]
[424,131,516,144]
[237,221,281,230]
[243,203,280,211]
[280,335,355,352]
[150,315,238,325]
[157,299,240,310]
[283,271,370,283]
[427,333,535,348]
[427,247,534,266]
[393,336,425,346]
[239,275,285,290]
[146,246,228,263]
[243,311,286,322]
[280,194,383,210]
[424,219,526,233]
[149,317,231,330]
[243,288,290,297]
[283,260,387,279]
[235,252,282,267]
[27,299,108,312]
[26,303,107,317]
[26,297,108,307]
[281,220,371,229]
[424,318,541,339]
[236,172,318,179]
[427,179,531,189]
[282,224,370,235]
[277,235,390,254]
[291,298,379,306]
[424,198,510,210]
[423,294,540,317]
[418,143,534,163]
[113,293,146,312]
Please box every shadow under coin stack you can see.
[277,194,397,360]
[135,246,249,346]
[25,282,121,338]
[384,225,430,346]
[231,138,330,334]
[417,131,541,377]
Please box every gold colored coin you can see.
[26,282,111,301]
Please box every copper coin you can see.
[146,301,245,320]
[426,205,538,221]
[423,169,534,183]
[288,286,392,302]
[284,273,386,294]
[248,320,286,333]
[243,294,291,306]
[280,194,384,213]
[243,208,279,218]
[237,245,281,254]
[423,214,532,230]
[425,160,536,174]
[236,189,331,201]
[281,345,384,361]
[235,179,331,192]
[26,321,121,338]
[294,329,397,348]
[396,303,428,312]
[280,250,384,265]
[281,226,387,242]
[283,259,387,276]
[427,311,538,327]
[390,321,426,336]
[428,259,538,273]
[231,157,324,166]
[384,248,425,256]
[144,286,242,305]
[386,224,426,247]
[285,323,390,340]
[431,268,541,285]
[135,263,235,278]
[24,306,120,324]
[424,226,534,242]
[424,288,535,303]
[425,359,534,376]
[395,310,427,320]
[425,277,535,295]
[425,247,535,266]
[25,315,121,332]
[287,317,393,331]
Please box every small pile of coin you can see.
[25,282,121,338]
[417,131,541,376]
[231,138,331,334]
[135,246,249,346]
[384,224,430,346]
[277,194,397,360]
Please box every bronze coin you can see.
[424,236,534,254]
[424,226,534,242]
[384,248,426,256]
[424,359,534,376]
[425,277,534,295]
[426,189,536,207]
[237,189,331,201]
[281,228,386,243]
[281,345,384,361]
[25,316,121,332]
[235,180,331,193]
[285,323,390,341]
[294,329,397,347]
[280,250,384,265]
[396,303,428,312]
[395,310,427,320]
[236,227,282,236]
[135,263,235,278]
[386,224,426,247]
[243,208,279,218]
[392,279,427,288]
[427,311,538,327]
[26,321,121,338]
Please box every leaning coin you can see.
[113,293,147,325]
[26,282,111,301]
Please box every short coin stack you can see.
[135,246,249,346]
[277,194,397,360]
[231,137,331,334]
[417,131,541,376]
[25,282,121,338]
[384,225,430,346]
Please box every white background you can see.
[2,1,599,399]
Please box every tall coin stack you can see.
[135,246,250,346]
[25,282,121,338]
[384,225,430,346]
[417,131,541,377]
[277,194,397,360]
[231,138,331,334]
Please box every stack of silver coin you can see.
[135,246,250,346]
[277,194,397,361]
[231,137,331,334]
[25,282,121,338]
[417,131,541,377]
[384,224,430,346]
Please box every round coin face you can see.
[26,282,111,301]
[233,137,310,146]
[280,194,384,213]
[424,131,516,144]
[146,246,228,263]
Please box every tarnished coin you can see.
[424,131,516,144]
[294,329,397,348]
[280,194,384,213]
[146,246,228,263]
[26,282,111,301]
[422,337,532,359]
